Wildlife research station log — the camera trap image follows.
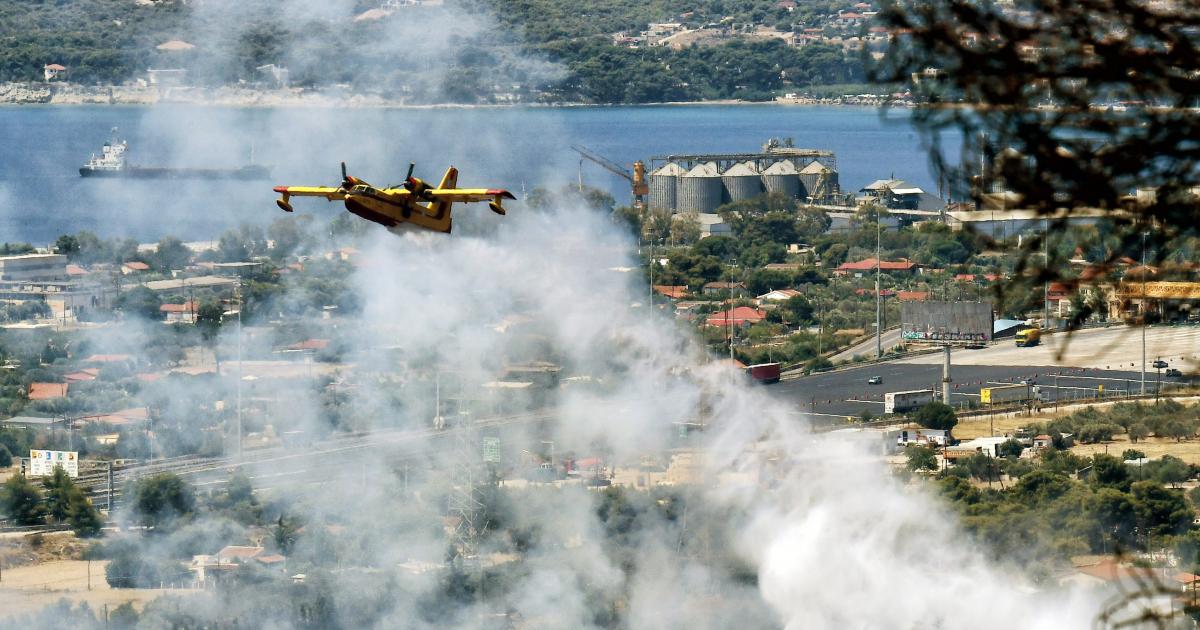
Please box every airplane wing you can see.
[426,188,516,202]
[273,186,347,201]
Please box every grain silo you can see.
[677,162,723,213]
[761,160,801,199]
[721,161,762,203]
[799,160,839,201]
[648,162,685,211]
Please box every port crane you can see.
[571,145,648,208]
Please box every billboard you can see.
[902,301,993,345]
[28,450,78,478]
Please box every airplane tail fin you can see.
[430,166,459,229]
[437,166,459,190]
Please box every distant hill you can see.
[0,0,869,103]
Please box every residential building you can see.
[757,289,802,303]
[28,382,68,400]
[702,281,746,297]
[653,285,688,300]
[44,64,66,81]
[160,300,198,324]
[837,258,917,275]
[1,416,67,430]
[705,306,766,327]
[142,275,237,294]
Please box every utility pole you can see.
[648,238,654,310]
[1141,232,1148,396]
[876,218,882,359]
[729,260,736,363]
[236,279,243,459]
[1043,218,1050,327]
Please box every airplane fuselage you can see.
[343,185,452,233]
[272,164,511,236]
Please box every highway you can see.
[900,325,1200,370]
[77,408,562,510]
[772,325,1199,422]
[828,327,902,364]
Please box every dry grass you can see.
[1072,436,1200,465]
[954,410,1066,440]
[0,559,194,619]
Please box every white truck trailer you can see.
[884,389,935,414]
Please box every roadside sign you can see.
[482,437,501,463]
[28,450,78,477]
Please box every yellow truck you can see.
[1015,327,1041,347]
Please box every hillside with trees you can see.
[0,0,869,102]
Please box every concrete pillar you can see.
[942,346,952,405]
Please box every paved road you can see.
[771,361,1185,423]
[828,328,902,364]
[900,325,1200,371]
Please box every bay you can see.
[0,104,952,244]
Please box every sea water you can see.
[0,104,953,243]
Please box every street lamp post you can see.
[876,219,882,359]
[1141,232,1148,396]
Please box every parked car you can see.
[1166,368,1183,378]
[867,376,883,385]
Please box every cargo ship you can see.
[79,130,270,180]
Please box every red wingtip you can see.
[273,186,288,193]
[486,189,517,200]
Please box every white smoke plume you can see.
[319,198,1106,628]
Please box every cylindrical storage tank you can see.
[648,162,685,212]
[761,160,801,199]
[721,161,762,202]
[676,162,723,213]
[799,160,836,201]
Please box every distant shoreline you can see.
[0,82,901,110]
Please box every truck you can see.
[745,362,781,384]
[884,389,934,414]
[980,383,1035,405]
[1015,327,1041,347]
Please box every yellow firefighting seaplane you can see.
[273,162,514,234]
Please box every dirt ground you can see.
[954,397,1200,463]
[0,559,194,619]
[0,531,194,621]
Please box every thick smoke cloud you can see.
[332,207,1103,627]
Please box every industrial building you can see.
[0,254,67,282]
[0,255,114,320]
[647,141,842,213]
